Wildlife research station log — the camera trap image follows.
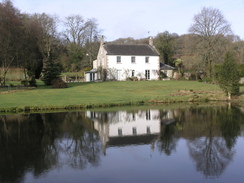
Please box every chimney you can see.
[149,36,153,46]
[100,35,104,45]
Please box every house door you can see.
[145,70,150,80]
[90,73,95,81]
[117,70,121,80]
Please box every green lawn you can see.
[0,80,243,113]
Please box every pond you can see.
[1,104,244,183]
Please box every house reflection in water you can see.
[86,109,176,155]
[86,110,160,155]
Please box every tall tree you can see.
[62,15,100,70]
[188,7,232,77]
[62,15,87,71]
[83,18,100,67]
[216,51,240,99]
[231,40,244,64]
[154,31,178,65]
[0,0,23,86]
[32,13,59,67]
[20,13,43,84]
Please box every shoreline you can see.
[0,98,242,114]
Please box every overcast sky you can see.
[11,0,244,41]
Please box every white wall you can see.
[107,55,160,80]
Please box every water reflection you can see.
[0,112,101,183]
[88,110,161,155]
[184,106,242,178]
[0,104,244,182]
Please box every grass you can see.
[0,79,243,113]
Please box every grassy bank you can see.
[0,80,243,113]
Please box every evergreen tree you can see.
[217,51,240,99]
[42,58,62,86]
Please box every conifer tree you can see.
[217,51,240,99]
[42,57,62,86]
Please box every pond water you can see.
[1,104,244,183]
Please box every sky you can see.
[10,0,244,41]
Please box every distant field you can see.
[0,67,25,81]
[1,79,243,113]
[0,68,86,83]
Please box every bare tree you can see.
[83,18,100,67]
[188,7,232,77]
[63,15,87,45]
[0,0,23,86]
[32,13,59,67]
[63,15,100,70]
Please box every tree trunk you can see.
[227,92,231,100]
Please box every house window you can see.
[131,56,135,63]
[118,128,122,136]
[164,70,168,76]
[132,70,135,77]
[145,70,150,80]
[145,57,149,63]
[146,110,151,120]
[117,56,121,63]
[132,114,135,121]
[147,127,151,134]
[132,127,137,135]
[90,111,96,118]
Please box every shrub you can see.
[160,72,167,79]
[29,77,37,87]
[21,79,29,86]
[129,76,138,81]
[51,78,68,88]
[202,77,212,83]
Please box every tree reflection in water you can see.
[187,105,242,178]
[188,137,234,178]
[220,106,241,150]
[61,112,101,169]
[0,112,101,183]
[0,104,243,182]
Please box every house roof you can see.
[85,68,97,73]
[107,134,159,147]
[103,44,159,56]
[160,63,176,70]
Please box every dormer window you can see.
[131,56,135,63]
[117,56,121,63]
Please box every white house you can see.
[85,36,160,82]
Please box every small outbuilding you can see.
[160,63,176,78]
[85,68,97,82]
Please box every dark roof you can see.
[160,63,176,70]
[104,44,159,56]
[85,68,97,73]
[107,134,159,147]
